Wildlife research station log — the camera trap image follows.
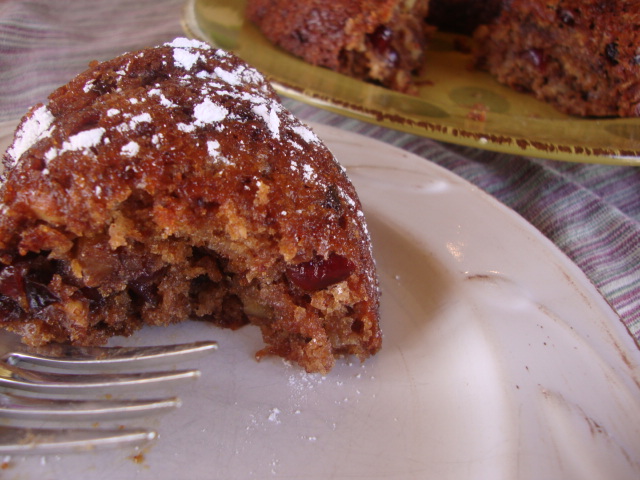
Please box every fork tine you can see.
[0,341,217,452]
[0,362,200,395]
[3,340,218,371]
[0,425,156,455]
[0,392,180,421]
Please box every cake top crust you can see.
[1,38,373,274]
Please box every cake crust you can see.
[0,38,381,373]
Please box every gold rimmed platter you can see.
[183,0,640,165]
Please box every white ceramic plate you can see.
[4,125,640,479]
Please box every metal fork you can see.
[0,340,217,454]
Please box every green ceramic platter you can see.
[183,0,640,165]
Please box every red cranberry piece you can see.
[367,25,400,67]
[0,265,27,301]
[287,254,355,291]
[526,48,547,70]
[369,25,393,54]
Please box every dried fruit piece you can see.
[287,254,355,291]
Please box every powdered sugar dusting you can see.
[267,408,281,424]
[167,37,212,72]
[207,139,221,158]
[177,123,196,133]
[148,88,177,108]
[302,164,317,183]
[166,37,211,50]
[121,141,140,157]
[292,125,320,144]
[252,103,281,140]
[173,48,202,71]
[83,79,95,93]
[6,105,55,166]
[214,66,242,86]
[152,133,163,146]
[129,112,152,127]
[38,126,106,166]
[61,127,105,153]
[193,98,228,125]
[211,64,266,87]
[44,147,57,163]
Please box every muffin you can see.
[473,0,640,117]
[246,0,432,93]
[0,38,381,374]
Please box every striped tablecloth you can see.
[1,0,639,346]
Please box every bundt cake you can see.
[0,38,381,374]
[245,0,432,93]
[473,0,640,117]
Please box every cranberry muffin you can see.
[0,38,381,373]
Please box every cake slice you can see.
[0,38,381,374]
[246,0,432,93]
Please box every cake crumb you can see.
[268,407,281,424]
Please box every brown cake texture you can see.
[246,0,432,93]
[0,38,381,374]
[247,0,640,118]
[473,0,640,117]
